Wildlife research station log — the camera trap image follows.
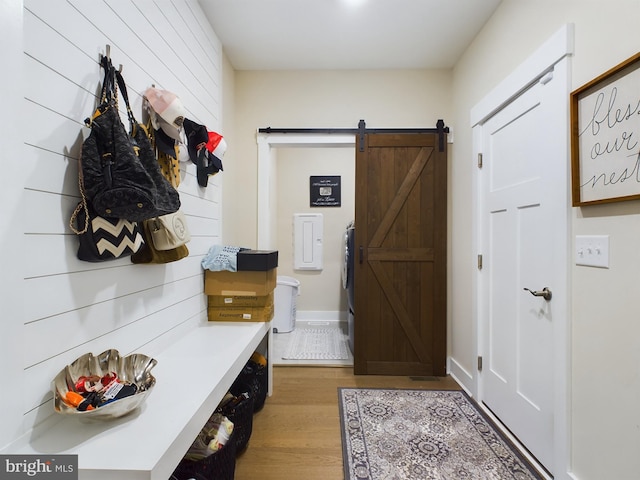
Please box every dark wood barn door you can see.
[354,133,447,376]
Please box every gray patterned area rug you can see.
[282,327,350,360]
[339,388,543,480]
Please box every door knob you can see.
[523,287,552,301]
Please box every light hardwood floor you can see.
[234,366,461,480]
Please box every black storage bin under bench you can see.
[218,382,255,454]
[171,429,237,480]
[233,356,268,413]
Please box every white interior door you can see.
[477,61,569,474]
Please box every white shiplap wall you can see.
[4,0,222,444]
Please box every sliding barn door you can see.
[354,133,447,376]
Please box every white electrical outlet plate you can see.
[575,235,609,268]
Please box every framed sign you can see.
[310,176,341,207]
[571,52,640,206]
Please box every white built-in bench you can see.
[3,321,272,480]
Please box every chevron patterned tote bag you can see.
[71,200,144,262]
[70,156,144,262]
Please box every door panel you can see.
[481,74,560,471]
[354,133,446,376]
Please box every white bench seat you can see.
[3,321,272,480]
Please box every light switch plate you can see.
[575,235,609,268]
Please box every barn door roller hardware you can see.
[258,119,449,153]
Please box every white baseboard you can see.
[448,356,475,396]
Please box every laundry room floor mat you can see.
[282,326,350,360]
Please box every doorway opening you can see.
[257,134,355,365]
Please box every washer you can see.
[343,221,355,354]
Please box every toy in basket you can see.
[173,415,238,480]
[218,383,255,453]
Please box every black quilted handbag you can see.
[80,55,180,222]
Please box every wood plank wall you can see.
[11,0,222,437]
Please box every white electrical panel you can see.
[293,213,323,270]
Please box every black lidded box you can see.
[237,250,278,271]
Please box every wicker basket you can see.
[172,429,237,480]
[232,360,268,412]
[219,383,255,453]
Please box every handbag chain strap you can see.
[69,155,90,235]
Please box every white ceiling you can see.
[198,0,503,70]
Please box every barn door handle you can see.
[359,246,363,264]
[523,287,552,301]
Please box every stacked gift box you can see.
[204,250,278,322]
